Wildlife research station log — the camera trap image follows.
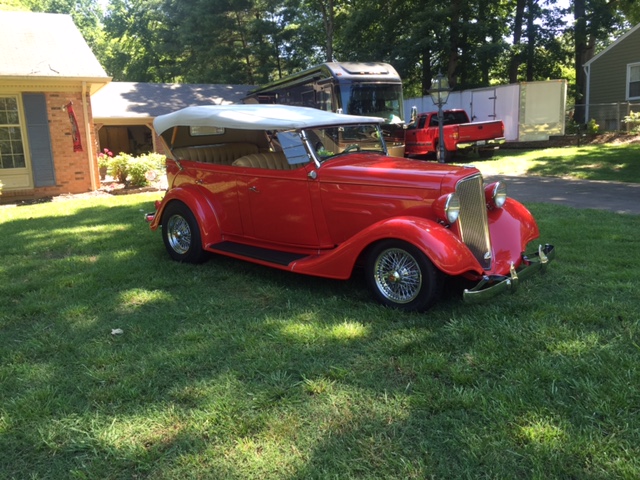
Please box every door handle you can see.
[249,186,259,193]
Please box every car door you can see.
[236,166,320,247]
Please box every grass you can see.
[1,190,639,479]
[467,142,640,183]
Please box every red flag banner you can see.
[65,102,83,152]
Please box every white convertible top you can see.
[153,104,384,134]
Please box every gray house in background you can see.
[584,23,640,131]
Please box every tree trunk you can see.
[509,0,526,83]
[526,0,537,81]
[421,47,433,96]
[574,0,587,123]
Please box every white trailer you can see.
[404,79,567,142]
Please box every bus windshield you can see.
[340,83,404,124]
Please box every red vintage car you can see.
[147,105,554,312]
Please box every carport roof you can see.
[92,82,256,124]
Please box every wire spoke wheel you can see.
[167,214,192,254]
[161,201,206,263]
[366,240,442,312]
[374,248,422,303]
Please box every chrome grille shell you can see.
[455,174,492,270]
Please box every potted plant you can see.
[97,148,113,180]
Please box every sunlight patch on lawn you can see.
[517,417,567,447]
[279,317,370,344]
[118,288,173,309]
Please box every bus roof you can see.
[153,104,384,135]
[247,62,402,95]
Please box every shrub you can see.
[105,152,166,187]
[108,153,133,184]
[586,118,600,135]
[622,111,640,134]
[127,154,165,187]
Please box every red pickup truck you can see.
[405,109,505,162]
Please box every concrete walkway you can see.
[485,175,640,215]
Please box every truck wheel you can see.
[365,240,442,312]
[161,201,207,264]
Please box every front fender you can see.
[487,199,540,273]
[290,216,484,279]
[149,185,223,246]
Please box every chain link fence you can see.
[568,102,640,132]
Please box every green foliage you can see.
[105,151,165,187]
[107,152,132,183]
[586,118,600,135]
[622,110,640,133]
[13,0,637,107]
[126,152,166,187]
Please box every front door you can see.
[237,168,319,247]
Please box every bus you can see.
[243,62,406,156]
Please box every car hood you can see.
[317,154,480,189]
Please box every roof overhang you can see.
[0,76,111,94]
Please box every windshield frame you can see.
[300,123,388,165]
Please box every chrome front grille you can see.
[456,174,492,270]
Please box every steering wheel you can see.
[343,144,361,153]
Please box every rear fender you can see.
[151,186,223,246]
[290,216,484,279]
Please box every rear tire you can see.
[365,240,442,312]
[161,201,207,264]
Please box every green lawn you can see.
[1,189,639,479]
[1,143,639,478]
[467,142,640,183]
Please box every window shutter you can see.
[23,93,56,187]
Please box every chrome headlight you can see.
[485,181,507,209]
[434,192,460,225]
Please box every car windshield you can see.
[302,124,386,162]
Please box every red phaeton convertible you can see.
[147,105,554,312]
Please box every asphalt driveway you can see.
[485,175,640,215]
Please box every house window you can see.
[629,63,640,100]
[0,96,26,169]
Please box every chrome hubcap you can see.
[374,248,422,304]
[167,214,191,254]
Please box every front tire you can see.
[161,201,206,263]
[365,240,442,312]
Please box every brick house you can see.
[584,23,640,131]
[0,11,110,203]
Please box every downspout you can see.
[82,81,97,191]
[583,64,590,123]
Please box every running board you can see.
[209,241,308,266]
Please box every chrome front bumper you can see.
[463,244,555,303]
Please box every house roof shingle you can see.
[0,11,108,79]
[91,82,256,123]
